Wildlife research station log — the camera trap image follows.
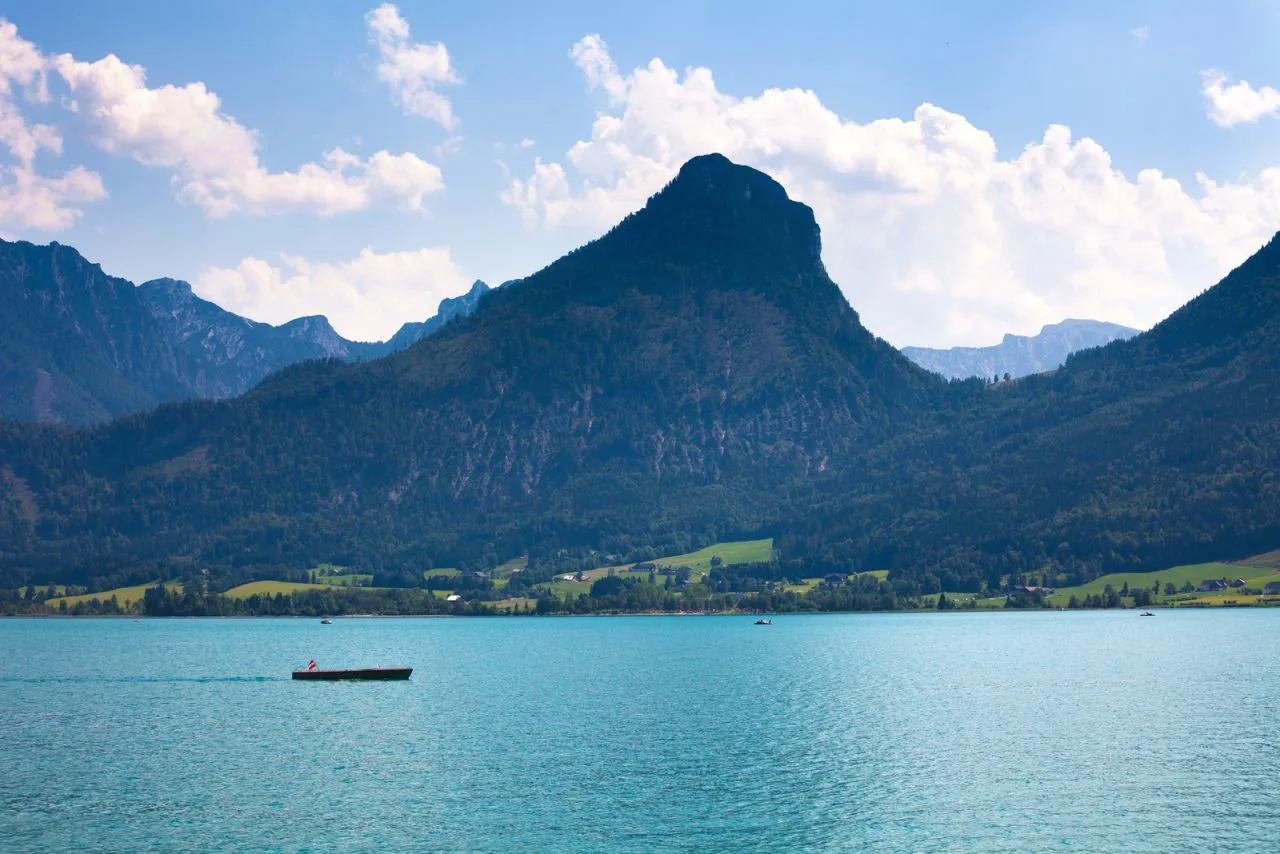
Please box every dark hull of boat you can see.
[292,668,412,681]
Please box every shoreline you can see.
[5,602,1277,619]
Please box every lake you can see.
[2,611,1279,852]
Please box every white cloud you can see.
[196,246,471,341]
[0,164,105,231]
[1129,26,1149,43]
[503,34,1280,347]
[0,20,106,232]
[1201,69,1280,127]
[518,137,536,149]
[366,3,459,129]
[52,51,445,217]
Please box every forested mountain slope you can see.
[0,154,946,587]
[2,155,1278,598]
[783,235,1280,591]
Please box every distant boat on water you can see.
[755,618,772,625]
[293,660,411,681]
[1140,611,1154,617]
[320,617,332,624]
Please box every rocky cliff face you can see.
[0,241,191,424]
[902,319,1140,380]
[136,278,393,398]
[381,280,491,354]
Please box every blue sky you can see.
[3,1,1280,346]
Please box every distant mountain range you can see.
[0,234,1135,425]
[0,238,490,424]
[902,319,1141,381]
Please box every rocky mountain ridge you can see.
[902,318,1140,380]
[0,238,490,424]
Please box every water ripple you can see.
[1,611,1279,852]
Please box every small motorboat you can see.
[1140,611,1154,617]
[755,618,773,625]
[293,660,411,681]
[320,617,333,624]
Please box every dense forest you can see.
[1,154,1279,602]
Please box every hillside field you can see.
[541,539,774,598]
[224,581,339,599]
[46,582,181,610]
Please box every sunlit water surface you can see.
[3,611,1279,852]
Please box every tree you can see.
[589,575,628,598]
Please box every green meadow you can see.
[17,585,66,597]
[312,564,373,587]
[46,581,180,610]
[1045,561,1276,606]
[541,539,775,598]
[224,580,339,599]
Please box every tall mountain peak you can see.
[571,154,823,278]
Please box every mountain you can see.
[135,277,381,400]
[2,154,1279,599]
[135,276,492,398]
[901,319,1140,381]
[0,238,491,424]
[0,240,192,425]
[380,280,491,353]
[783,234,1280,589]
[0,153,943,586]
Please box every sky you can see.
[3,1,1280,347]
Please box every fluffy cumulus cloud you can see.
[1201,69,1280,127]
[0,20,106,232]
[195,246,471,342]
[53,51,444,217]
[503,36,1280,346]
[366,3,459,129]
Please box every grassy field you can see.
[494,556,529,574]
[18,585,66,597]
[47,582,180,610]
[650,539,774,573]
[1234,549,1280,570]
[539,539,776,599]
[1045,562,1271,606]
[224,580,339,599]
[315,572,373,587]
[492,597,536,612]
[545,577,594,598]
[782,570,887,595]
[424,568,460,579]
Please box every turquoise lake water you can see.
[2,611,1279,852]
